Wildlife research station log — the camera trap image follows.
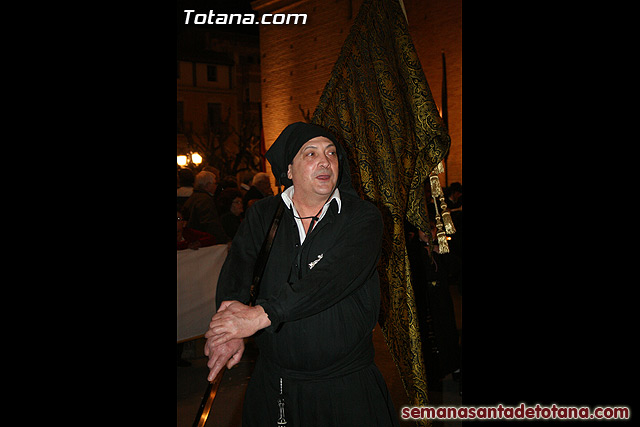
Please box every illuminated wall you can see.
[253,0,462,187]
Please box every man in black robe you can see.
[204,122,399,426]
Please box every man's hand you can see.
[205,301,271,347]
[204,337,244,382]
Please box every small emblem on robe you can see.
[308,253,323,269]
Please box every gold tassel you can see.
[433,161,445,175]
[429,162,456,236]
[441,211,455,234]
[437,230,449,253]
[441,197,456,233]
[431,201,450,253]
[429,175,442,197]
[428,160,453,252]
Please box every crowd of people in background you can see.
[177,167,275,251]
[177,164,461,259]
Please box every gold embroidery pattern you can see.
[312,0,451,423]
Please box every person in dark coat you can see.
[242,172,274,213]
[204,122,399,426]
[177,209,217,250]
[181,171,230,244]
[406,221,461,389]
[216,188,244,239]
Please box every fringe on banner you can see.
[428,161,455,253]
[429,175,442,198]
[440,199,456,234]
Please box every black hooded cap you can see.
[265,122,357,196]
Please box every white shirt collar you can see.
[281,186,342,243]
[281,186,342,214]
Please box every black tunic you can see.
[407,236,461,385]
[215,191,399,426]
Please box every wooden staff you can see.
[192,200,285,427]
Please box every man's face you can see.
[287,136,339,201]
[230,197,243,216]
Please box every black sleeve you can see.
[257,202,383,330]
[214,200,271,310]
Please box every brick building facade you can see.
[252,0,462,186]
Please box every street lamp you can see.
[191,152,202,165]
